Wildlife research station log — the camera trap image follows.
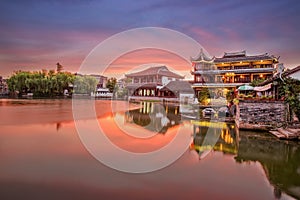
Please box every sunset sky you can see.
[1,0,300,79]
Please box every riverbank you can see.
[0,99,138,126]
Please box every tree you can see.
[198,87,210,105]
[250,78,265,87]
[7,70,75,97]
[278,77,300,121]
[106,77,117,93]
[73,75,97,94]
[56,62,63,73]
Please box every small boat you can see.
[91,88,113,98]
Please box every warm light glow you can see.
[225,73,235,76]
[260,60,263,62]
[223,88,228,94]
[240,61,242,64]
[260,74,263,78]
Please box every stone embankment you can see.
[236,100,287,130]
[236,100,300,140]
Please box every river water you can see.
[0,99,299,200]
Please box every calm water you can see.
[0,99,299,200]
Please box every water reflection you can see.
[190,121,239,159]
[1,99,300,199]
[235,131,300,199]
[124,101,181,133]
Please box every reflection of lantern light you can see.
[139,101,143,113]
[147,101,150,113]
[143,102,147,114]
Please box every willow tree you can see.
[7,70,75,97]
[73,75,98,94]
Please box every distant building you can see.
[89,74,108,88]
[125,66,184,97]
[191,49,279,98]
[116,77,127,89]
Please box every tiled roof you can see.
[191,49,214,62]
[192,68,275,75]
[125,66,184,79]
[214,52,277,63]
[258,65,300,86]
[223,50,246,57]
[160,81,194,93]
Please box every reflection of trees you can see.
[125,102,181,134]
[56,123,62,131]
[235,132,300,199]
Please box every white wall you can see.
[289,71,300,80]
[162,76,180,85]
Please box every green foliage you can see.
[278,77,300,120]
[198,87,210,105]
[7,70,75,97]
[73,75,98,94]
[226,89,235,102]
[116,88,128,98]
[238,93,245,98]
[106,77,117,93]
[250,78,265,87]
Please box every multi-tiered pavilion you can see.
[191,49,279,98]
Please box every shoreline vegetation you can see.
[2,66,300,137]
[6,70,97,98]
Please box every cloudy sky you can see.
[1,0,300,78]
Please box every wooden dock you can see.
[269,128,300,140]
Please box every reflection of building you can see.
[125,66,184,98]
[125,102,181,133]
[0,76,8,96]
[191,49,279,98]
[190,121,239,157]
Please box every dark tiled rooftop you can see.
[160,81,194,93]
[214,53,277,63]
[125,66,184,79]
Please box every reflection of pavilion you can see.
[124,101,181,133]
[235,133,300,199]
[190,121,239,158]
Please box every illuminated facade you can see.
[191,50,279,98]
